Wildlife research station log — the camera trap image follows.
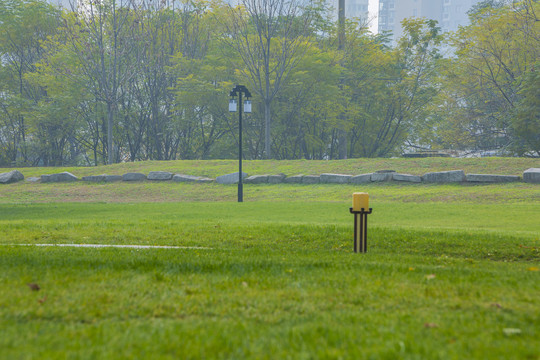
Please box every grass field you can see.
[1,159,539,359]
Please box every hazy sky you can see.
[368,0,379,33]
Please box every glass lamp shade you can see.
[244,100,252,113]
[229,99,237,112]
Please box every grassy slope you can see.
[0,159,539,359]
[1,157,538,178]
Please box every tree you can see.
[0,0,60,165]
[220,0,318,158]
[432,0,540,154]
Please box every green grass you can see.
[2,157,538,178]
[0,159,539,359]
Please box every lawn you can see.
[0,159,539,359]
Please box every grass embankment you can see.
[0,159,539,359]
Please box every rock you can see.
[172,174,214,183]
[320,173,352,184]
[26,177,40,183]
[523,168,540,183]
[466,174,520,183]
[371,172,393,182]
[422,170,465,183]
[122,173,147,181]
[302,175,320,184]
[196,177,214,183]
[375,170,396,173]
[0,170,24,184]
[147,171,173,181]
[350,173,372,184]
[268,174,286,184]
[216,172,248,184]
[104,175,123,182]
[82,175,106,182]
[41,172,78,183]
[244,175,269,184]
[173,174,203,182]
[393,173,422,183]
[284,175,304,184]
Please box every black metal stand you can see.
[349,208,372,253]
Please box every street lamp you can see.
[229,85,252,203]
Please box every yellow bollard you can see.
[349,193,372,253]
[352,192,369,211]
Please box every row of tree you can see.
[0,0,538,166]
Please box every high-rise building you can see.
[377,0,483,42]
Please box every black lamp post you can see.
[229,85,252,203]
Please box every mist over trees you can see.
[0,0,538,166]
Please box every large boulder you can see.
[371,170,396,182]
[0,170,24,184]
[466,174,520,183]
[173,174,213,183]
[268,174,286,184]
[123,173,147,181]
[320,173,352,184]
[244,175,269,184]
[147,171,173,181]
[350,174,372,184]
[41,172,78,183]
[523,168,540,183]
[422,170,465,183]
[284,175,304,184]
[302,175,320,184]
[393,173,422,183]
[216,172,248,184]
[82,175,106,182]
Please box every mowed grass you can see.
[1,159,539,359]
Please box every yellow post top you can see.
[352,192,369,211]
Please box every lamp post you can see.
[229,85,252,203]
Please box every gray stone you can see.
[82,175,106,182]
[422,170,465,183]
[350,173,372,184]
[302,175,320,184]
[523,168,540,183]
[268,174,286,184]
[41,172,78,183]
[147,171,173,181]
[104,175,123,182]
[466,174,520,183]
[371,172,393,182]
[320,173,352,184]
[26,177,40,183]
[122,173,147,181]
[284,175,304,184]
[216,172,248,184]
[375,170,396,174]
[393,173,422,183]
[244,175,269,184]
[196,177,214,183]
[0,170,24,184]
[173,174,203,182]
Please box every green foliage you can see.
[1,0,539,166]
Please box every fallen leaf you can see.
[425,274,436,280]
[27,283,40,291]
[38,296,47,304]
[490,303,502,309]
[424,323,438,328]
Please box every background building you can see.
[378,0,483,42]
